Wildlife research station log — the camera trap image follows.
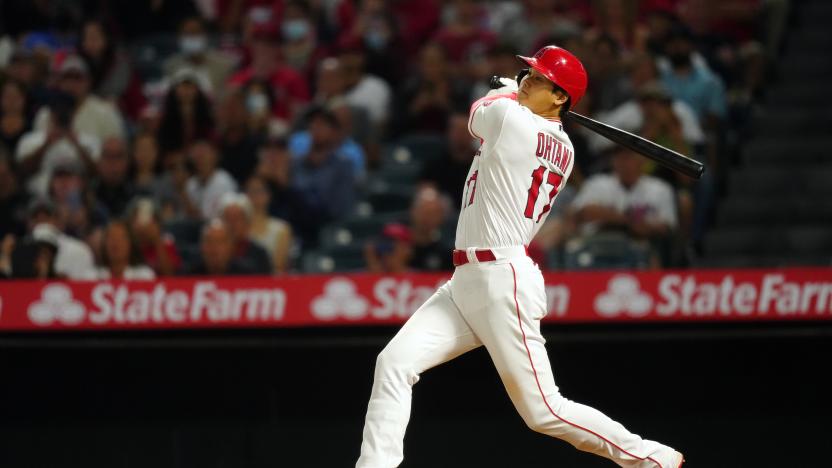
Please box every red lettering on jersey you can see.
[560,148,572,173]
[544,135,553,161]
[553,141,562,168]
[535,133,545,157]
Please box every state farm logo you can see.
[312,278,369,320]
[28,284,86,325]
[594,275,653,318]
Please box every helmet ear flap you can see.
[515,68,530,86]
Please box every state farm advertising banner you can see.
[0,268,831,331]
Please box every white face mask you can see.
[180,35,207,56]
[282,19,310,42]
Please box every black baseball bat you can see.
[489,76,705,179]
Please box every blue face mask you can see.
[364,30,388,51]
[282,20,310,42]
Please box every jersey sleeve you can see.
[468,93,516,141]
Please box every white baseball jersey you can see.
[456,92,575,249]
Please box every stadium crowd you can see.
[0,0,787,279]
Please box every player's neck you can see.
[537,105,562,122]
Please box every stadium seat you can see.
[562,232,650,270]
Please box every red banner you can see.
[0,268,831,331]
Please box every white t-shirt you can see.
[55,233,97,280]
[15,130,101,197]
[587,99,704,154]
[93,265,156,280]
[344,74,391,126]
[571,174,678,235]
[34,95,126,142]
[185,169,238,219]
[455,93,574,249]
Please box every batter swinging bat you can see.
[489,75,705,180]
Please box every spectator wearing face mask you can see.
[164,16,235,98]
[280,1,331,83]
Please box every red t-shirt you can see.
[228,66,311,119]
[141,235,182,274]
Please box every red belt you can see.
[452,249,497,267]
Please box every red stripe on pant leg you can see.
[509,263,663,468]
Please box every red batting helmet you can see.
[517,46,588,110]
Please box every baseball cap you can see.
[31,223,60,248]
[58,54,89,76]
[51,158,85,177]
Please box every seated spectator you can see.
[219,193,272,275]
[218,80,286,184]
[187,218,255,276]
[245,176,293,274]
[152,150,195,223]
[570,146,678,266]
[289,105,366,178]
[93,220,156,280]
[0,78,33,155]
[25,198,95,279]
[338,46,391,134]
[132,132,161,196]
[338,0,405,84]
[94,137,135,219]
[185,140,237,219]
[365,222,413,274]
[420,111,477,203]
[255,138,297,222]
[290,108,356,245]
[393,43,469,137]
[46,160,105,240]
[2,225,59,279]
[157,68,215,157]
[33,54,126,141]
[0,150,28,239]
[164,16,235,97]
[280,1,330,82]
[127,198,182,276]
[16,92,100,197]
[78,18,145,120]
[408,187,453,271]
[432,0,496,80]
[227,23,310,121]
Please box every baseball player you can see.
[356,46,684,468]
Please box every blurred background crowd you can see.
[0,0,797,280]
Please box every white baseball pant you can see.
[356,248,680,467]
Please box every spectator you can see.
[157,68,215,157]
[498,0,584,56]
[339,0,405,84]
[152,150,195,223]
[2,225,60,279]
[311,57,347,107]
[0,78,33,155]
[420,111,477,203]
[16,92,100,197]
[218,80,285,183]
[46,160,104,239]
[3,50,49,108]
[185,140,237,219]
[93,220,155,280]
[570,146,678,265]
[256,140,301,224]
[33,54,126,141]
[408,187,453,271]
[132,132,161,195]
[227,23,310,121]
[187,218,253,276]
[94,137,135,219]
[280,1,329,82]
[365,222,413,274]
[164,16,236,98]
[77,18,145,120]
[338,46,391,133]
[390,0,440,55]
[433,0,496,80]
[25,198,95,279]
[219,193,272,274]
[245,176,293,274]
[0,150,28,239]
[658,26,727,123]
[289,108,356,245]
[127,198,181,276]
[289,105,366,178]
[393,43,469,137]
